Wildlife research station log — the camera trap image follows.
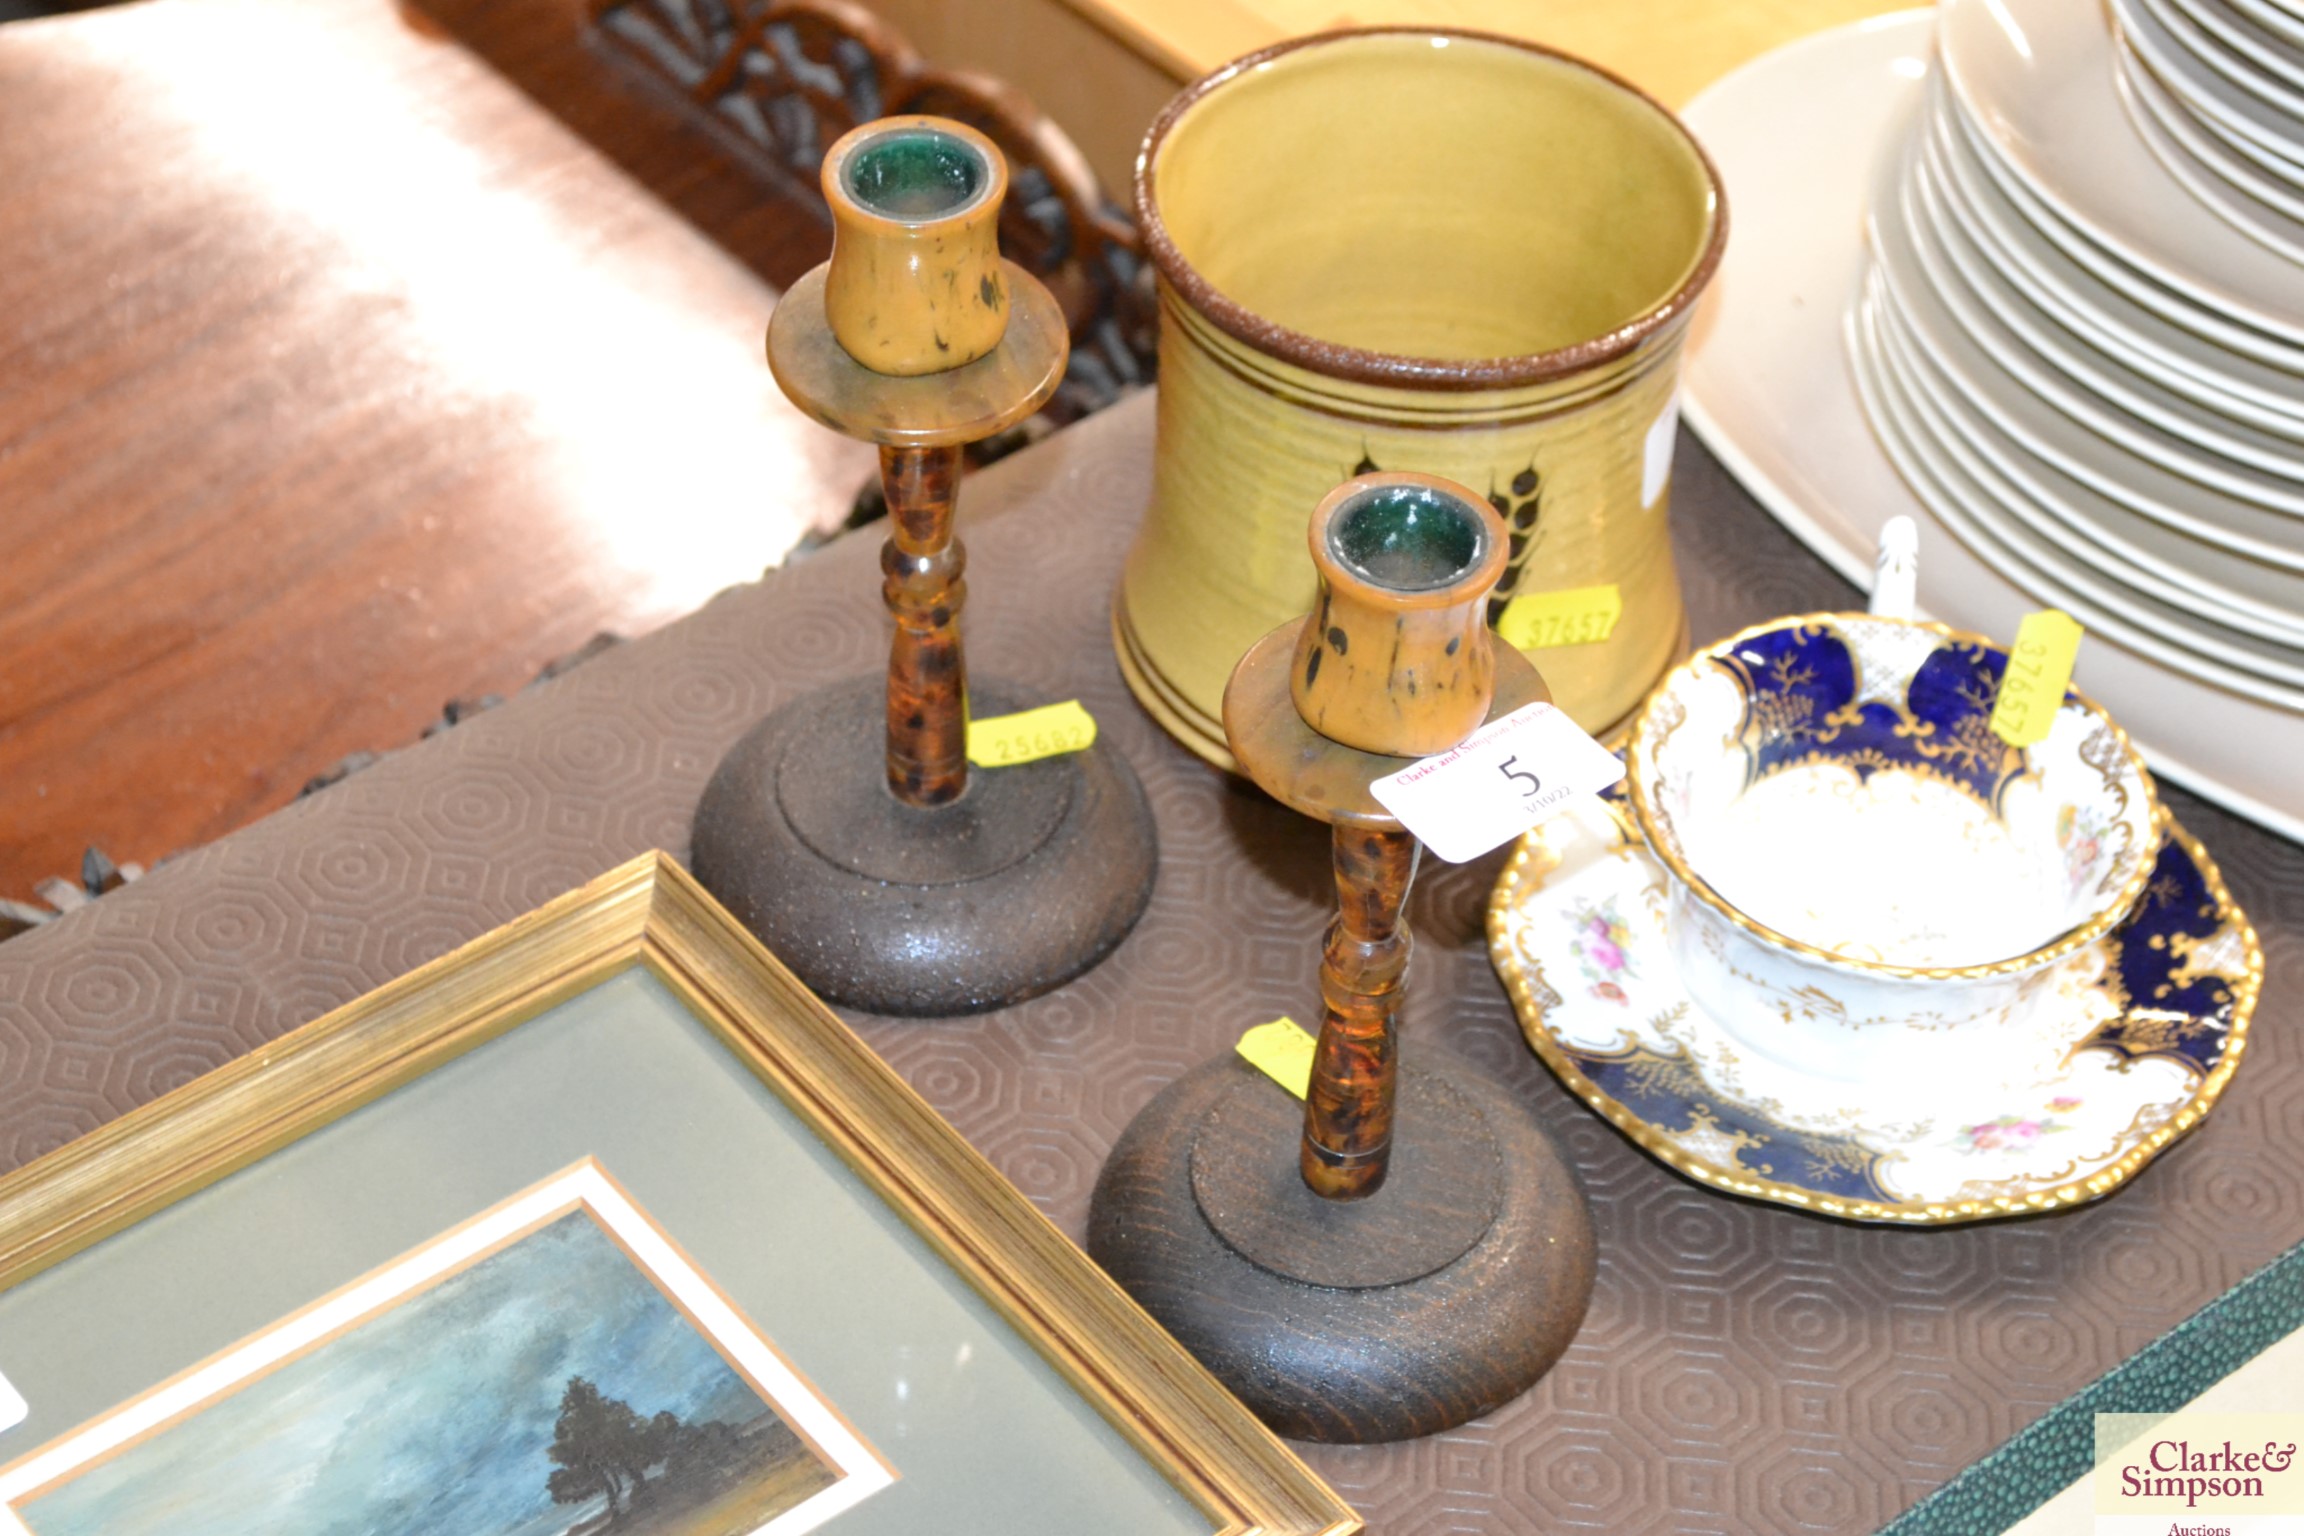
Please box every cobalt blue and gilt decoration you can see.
[1487,796,2261,1224]
[1622,614,2163,1087]
[1713,620,2031,813]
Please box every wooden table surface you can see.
[0,0,872,902]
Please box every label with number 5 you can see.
[1370,702,1624,863]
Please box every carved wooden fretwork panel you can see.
[592,0,1154,424]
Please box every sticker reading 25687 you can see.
[965,700,1097,768]
[1369,702,1625,863]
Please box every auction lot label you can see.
[2097,1413,2304,1536]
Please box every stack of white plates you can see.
[2111,0,2304,262]
[1848,0,2304,759]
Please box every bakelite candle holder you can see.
[1087,473,1596,1444]
[691,116,1157,1017]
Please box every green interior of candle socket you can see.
[1330,485,1486,590]
[844,130,986,221]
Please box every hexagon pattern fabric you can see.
[2,395,2300,1533]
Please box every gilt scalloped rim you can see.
[1487,801,2263,1224]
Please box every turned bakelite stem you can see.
[880,443,969,806]
[1302,824,1421,1200]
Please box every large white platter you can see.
[1678,7,2304,842]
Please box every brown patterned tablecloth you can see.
[2,392,2298,1533]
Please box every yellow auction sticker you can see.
[1235,1017,1317,1100]
[965,699,1097,768]
[1496,584,1623,651]
[1989,609,2085,747]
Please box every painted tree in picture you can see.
[549,1376,671,1517]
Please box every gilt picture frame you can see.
[0,853,1358,1536]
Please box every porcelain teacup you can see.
[1622,613,2159,1085]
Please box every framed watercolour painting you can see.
[0,1161,890,1536]
[0,854,1358,1536]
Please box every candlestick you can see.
[691,117,1156,1016]
[1087,472,1595,1443]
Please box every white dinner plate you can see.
[1926,100,2304,414]
[2121,27,2304,216]
[1873,212,2304,642]
[1913,145,2304,492]
[1897,197,2304,643]
[2183,63,2304,186]
[1893,148,2304,532]
[2167,0,2304,91]
[1894,140,2304,538]
[2226,0,2304,50]
[1857,284,2304,703]
[1937,0,2304,346]
[2115,36,2304,266]
[1679,8,2304,841]
[2121,0,2304,162]
[1862,295,2304,703]
[1862,286,2304,694]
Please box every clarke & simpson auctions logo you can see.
[2120,1437,2297,1506]
[2095,1413,2304,1535]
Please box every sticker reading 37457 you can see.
[1369,702,1625,864]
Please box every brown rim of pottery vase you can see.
[1133,26,1731,393]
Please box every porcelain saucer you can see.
[1487,797,2263,1223]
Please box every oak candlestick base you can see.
[691,677,1155,1017]
[1087,1050,1595,1443]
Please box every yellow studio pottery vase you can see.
[822,116,1011,377]
[1113,28,1728,770]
